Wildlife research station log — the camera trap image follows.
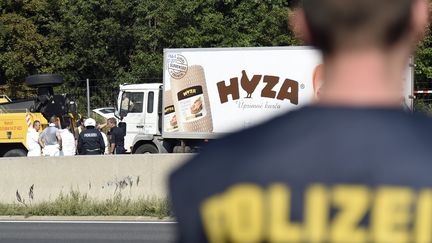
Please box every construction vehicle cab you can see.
[0,74,78,157]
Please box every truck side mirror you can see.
[114,109,121,120]
[120,109,129,118]
[114,98,124,120]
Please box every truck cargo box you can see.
[162,47,413,139]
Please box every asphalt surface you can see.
[0,220,177,243]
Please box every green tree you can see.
[0,0,64,97]
[123,0,297,83]
[50,0,138,109]
[0,14,47,97]
[1,0,430,112]
[416,30,432,87]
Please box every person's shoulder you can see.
[402,110,432,139]
[170,108,303,185]
[113,127,124,135]
[40,127,47,135]
[169,106,432,182]
[409,110,432,123]
[89,128,101,135]
[78,130,86,136]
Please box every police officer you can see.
[169,0,432,242]
[107,117,126,154]
[77,118,105,155]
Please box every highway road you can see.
[0,220,177,243]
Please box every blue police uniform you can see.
[170,106,432,243]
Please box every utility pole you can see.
[86,78,90,118]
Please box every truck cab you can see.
[116,83,165,153]
[116,83,206,154]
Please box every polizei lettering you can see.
[83,133,98,138]
[216,70,299,105]
[200,184,432,243]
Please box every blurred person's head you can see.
[107,117,117,128]
[292,0,429,106]
[49,116,58,125]
[293,0,429,57]
[62,119,70,129]
[33,120,41,132]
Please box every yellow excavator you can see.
[0,74,78,157]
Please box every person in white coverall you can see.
[26,120,42,156]
[97,123,109,154]
[39,116,62,156]
[59,119,76,156]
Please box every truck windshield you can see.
[120,92,144,117]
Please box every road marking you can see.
[0,220,177,224]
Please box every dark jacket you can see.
[110,126,125,147]
[77,128,105,155]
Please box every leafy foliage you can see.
[416,27,432,87]
[0,0,297,103]
[0,0,430,110]
[1,191,171,218]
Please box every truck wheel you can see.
[3,149,27,157]
[135,144,158,154]
[25,74,63,87]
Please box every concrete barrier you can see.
[0,154,194,204]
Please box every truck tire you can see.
[3,149,27,157]
[135,144,158,154]
[25,74,63,88]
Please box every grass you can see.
[0,191,172,219]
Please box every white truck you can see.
[115,47,414,154]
